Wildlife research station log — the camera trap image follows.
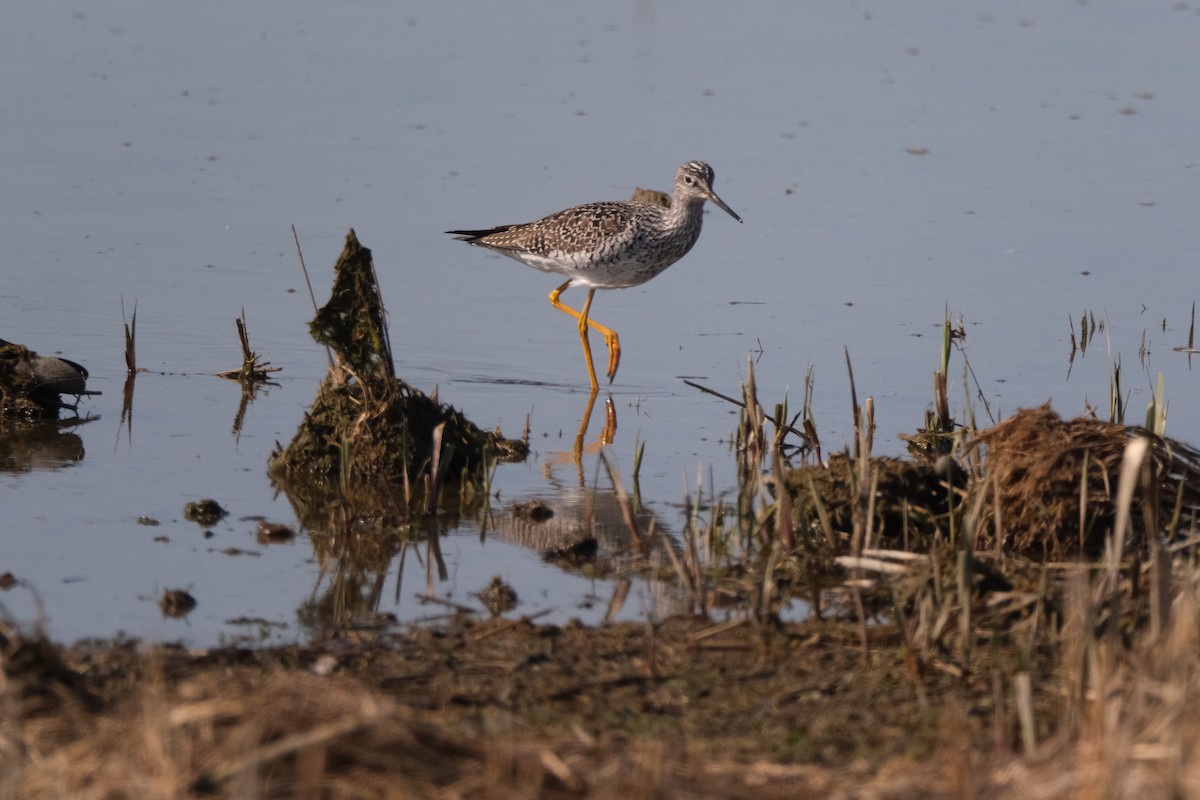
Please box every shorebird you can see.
[0,338,92,412]
[448,160,741,391]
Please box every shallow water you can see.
[3,1,1199,646]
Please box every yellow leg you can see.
[548,282,622,389]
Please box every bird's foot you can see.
[604,333,621,383]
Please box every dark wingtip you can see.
[447,227,512,243]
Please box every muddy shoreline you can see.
[4,614,1058,798]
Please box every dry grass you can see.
[8,580,1200,799]
[971,404,1200,555]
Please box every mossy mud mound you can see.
[268,230,526,511]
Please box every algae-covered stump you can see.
[269,229,526,489]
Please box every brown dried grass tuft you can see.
[971,404,1200,555]
[5,649,474,799]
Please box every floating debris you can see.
[477,576,519,616]
[511,499,555,522]
[255,521,296,545]
[159,588,197,618]
[183,499,227,527]
[971,404,1200,553]
[215,311,281,384]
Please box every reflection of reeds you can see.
[1172,301,1198,355]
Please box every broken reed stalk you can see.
[662,470,706,614]
[427,422,447,516]
[632,439,646,512]
[934,371,951,434]
[1145,372,1166,436]
[861,396,875,462]
[1106,321,1128,423]
[1175,301,1198,353]
[928,313,993,432]
[771,448,795,551]
[845,346,861,457]
[1147,458,1170,640]
[744,357,763,462]
[236,313,251,363]
[215,310,281,383]
[122,297,137,374]
[848,400,876,656]
[1014,671,1036,754]
[1102,436,1149,616]
[932,316,953,433]
[1068,314,1078,365]
[801,364,822,463]
[804,471,834,620]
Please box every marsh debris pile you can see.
[781,404,1200,559]
[971,404,1200,553]
[781,452,951,544]
[269,230,526,488]
[182,498,227,527]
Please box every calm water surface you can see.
[2,1,1198,646]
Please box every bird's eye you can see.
[685,176,695,185]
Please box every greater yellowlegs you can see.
[448,160,742,391]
